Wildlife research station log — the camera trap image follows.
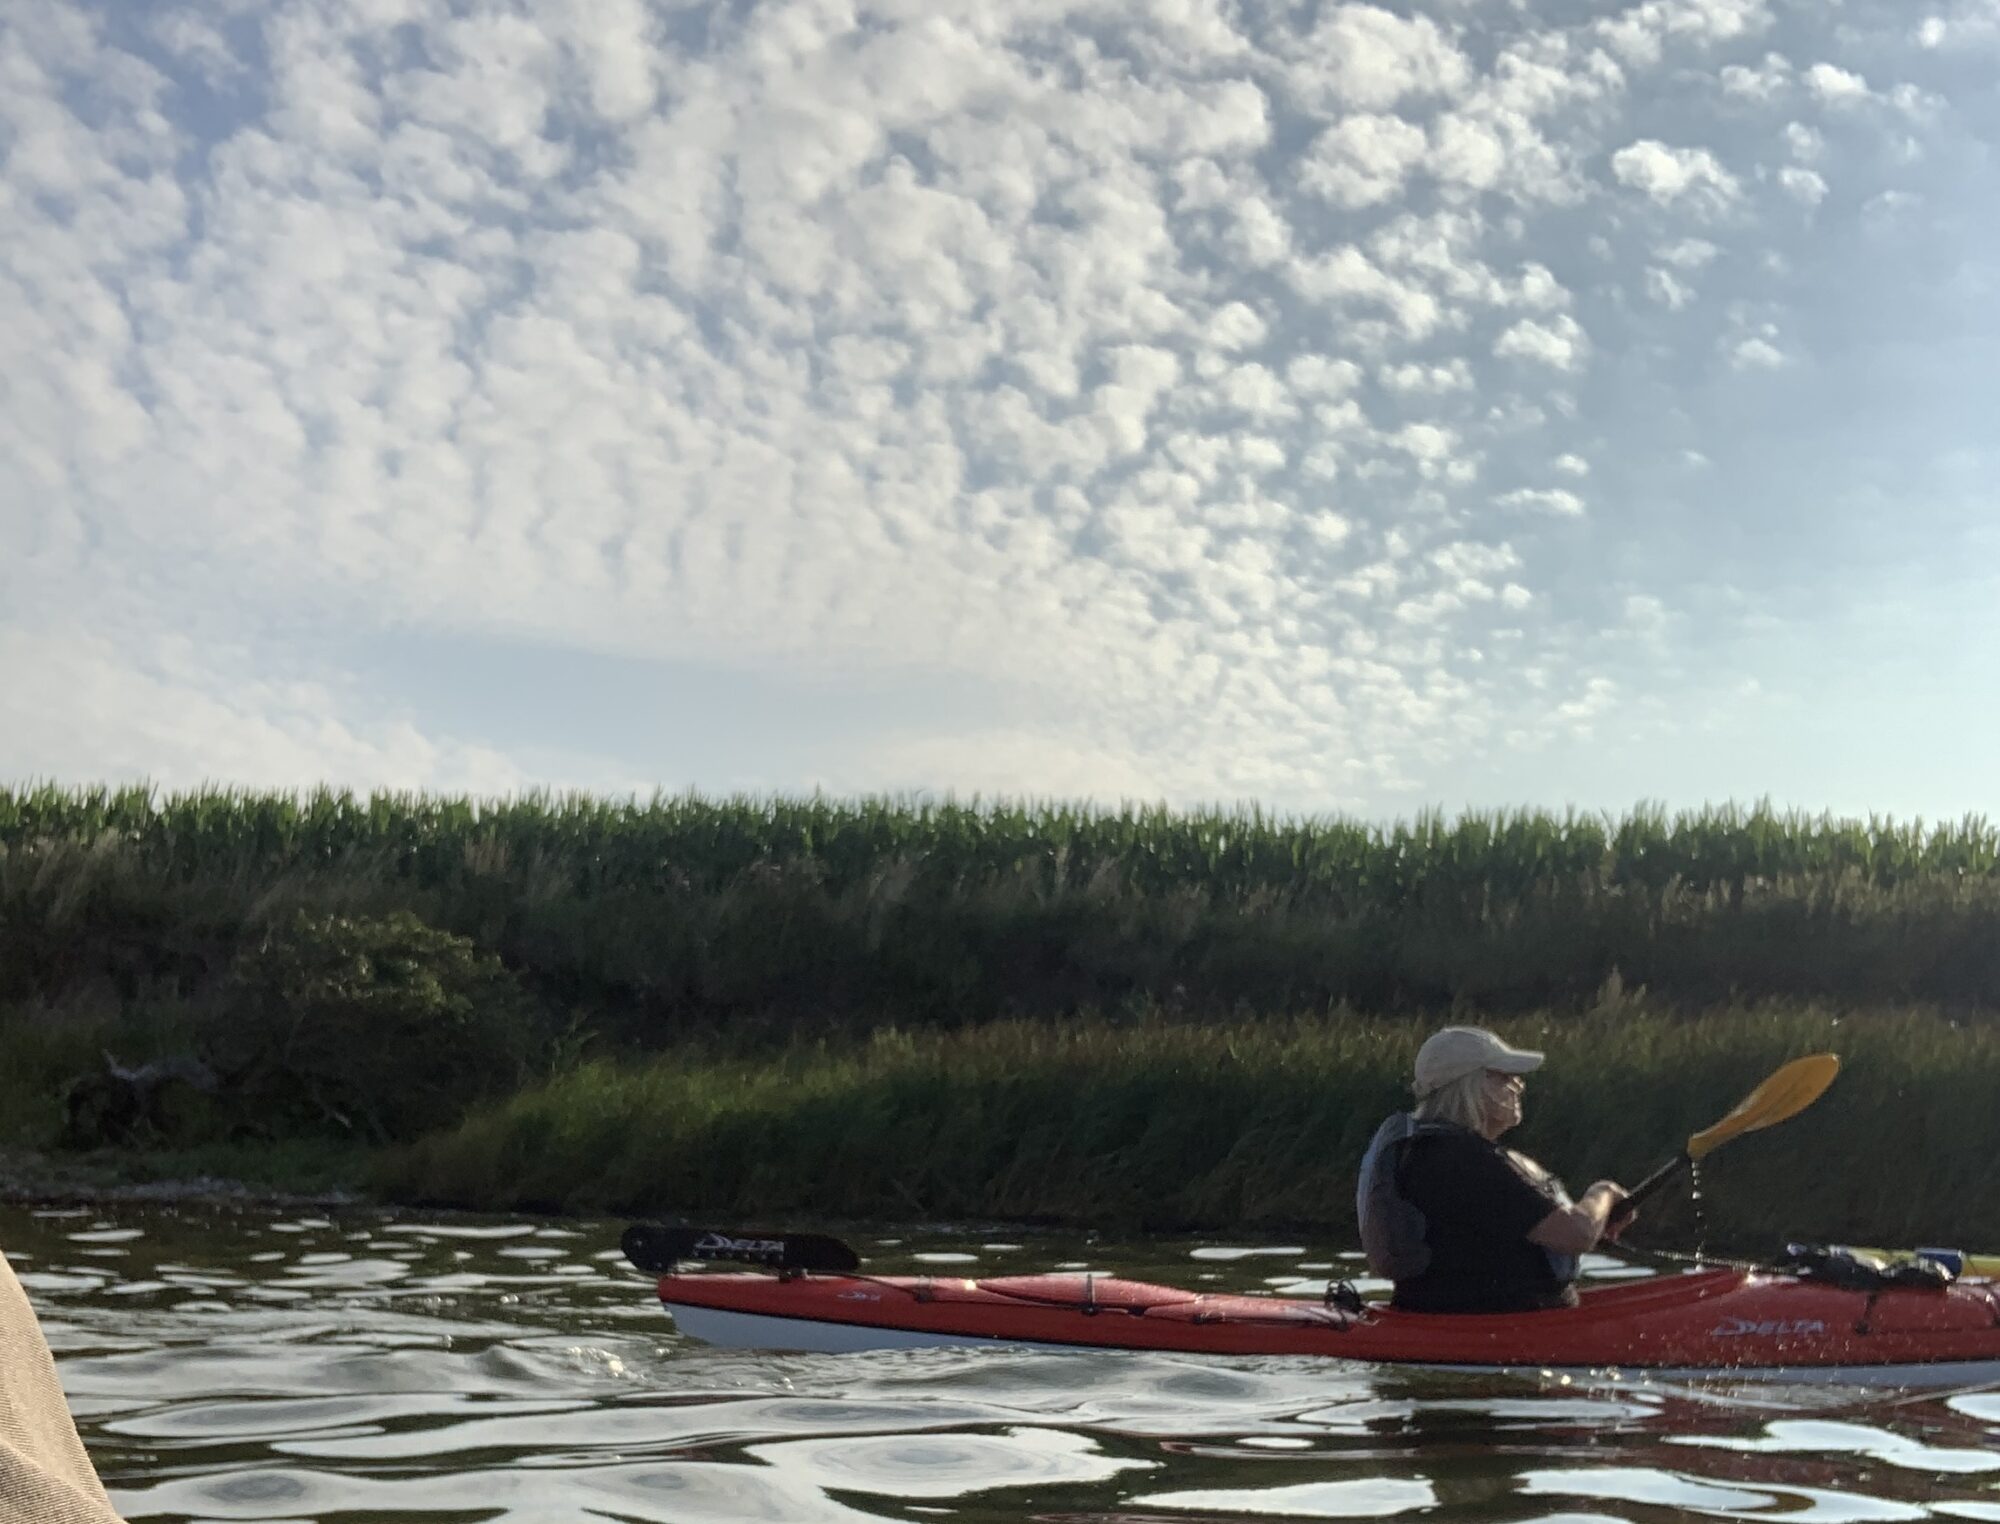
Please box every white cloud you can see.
[1863,189,1922,228]
[1287,354,1364,397]
[1600,0,1773,68]
[1495,487,1587,517]
[1391,422,1459,462]
[1805,62,1872,107]
[1427,113,1508,196]
[1212,363,1297,421]
[1779,166,1828,205]
[1611,139,1740,209]
[3,0,1992,818]
[1381,359,1473,394]
[1658,238,1719,269]
[1495,314,1590,371]
[1290,247,1444,339]
[1730,334,1788,370]
[1625,594,1669,633]
[0,628,543,797]
[148,11,246,85]
[1301,114,1429,209]
[1552,674,1619,731]
[1204,302,1269,352]
[1915,8,2000,49]
[1289,5,1472,112]
[1721,53,1793,100]
[1646,267,1697,308]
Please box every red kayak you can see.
[645,1265,2000,1387]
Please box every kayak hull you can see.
[651,1267,2000,1386]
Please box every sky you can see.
[4,0,2000,820]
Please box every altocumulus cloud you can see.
[4,0,2000,812]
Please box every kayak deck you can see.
[650,1266,2000,1386]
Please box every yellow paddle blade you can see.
[1685,1053,1840,1161]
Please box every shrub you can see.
[208,911,538,1141]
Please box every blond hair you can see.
[1413,1070,1491,1133]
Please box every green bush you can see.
[208,911,538,1141]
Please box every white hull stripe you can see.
[662,1302,2000,1388]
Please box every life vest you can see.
[1356,1112,1581,1284]
[1355,1112,1452,1280]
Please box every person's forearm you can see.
[1572,1186,1617,1247]
[1529,1182,1633,1256]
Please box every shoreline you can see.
[0,1148,369,1214]
[0,1152,1885,1272]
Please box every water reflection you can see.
[1138,1475,1435,1517]
[0,1205,1993,1523]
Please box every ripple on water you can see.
[1135,1475,1437,1518]
[17,1269,112,1293]
[104,1392,577,1442]
[571,1458,884,1523]
[1190,1244,1309,1261]
[1521,1464,1935,1522]
[1669,1416,2000,1475]
[4,1205,1994,1524]
[746,1426,1154,1498]
[129,1460,812,1523]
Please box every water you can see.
[8,1203,1998,1523]
[1689,1157,1708,1268]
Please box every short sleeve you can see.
[1431,1134,1562,1242]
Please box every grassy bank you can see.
[8,786,2000,1244]
[378,1003,2000,1250]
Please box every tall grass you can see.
[8,786,2000,1030]
[379,1004,2000,1249]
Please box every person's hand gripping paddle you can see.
[1613,1053,1841,1231]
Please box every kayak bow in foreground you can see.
[632,1242,2000,1388]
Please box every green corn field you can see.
[4,783,1997,902]
[7,786,2000,1030]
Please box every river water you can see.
[8,1202,1998,1523]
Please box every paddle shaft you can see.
[1623,1151,1692,1212]
[1612,1055,1840,1226]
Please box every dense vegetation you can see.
[383,1003,2000,1248]
[3,784,1997,1241]
[9,786,2000,1036]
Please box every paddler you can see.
[1356,1026,1632,1313]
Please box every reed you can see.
[378,1003,2000,1249]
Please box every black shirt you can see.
[1391,1126,1578,1313]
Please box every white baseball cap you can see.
[1413,1026,1544,1097]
